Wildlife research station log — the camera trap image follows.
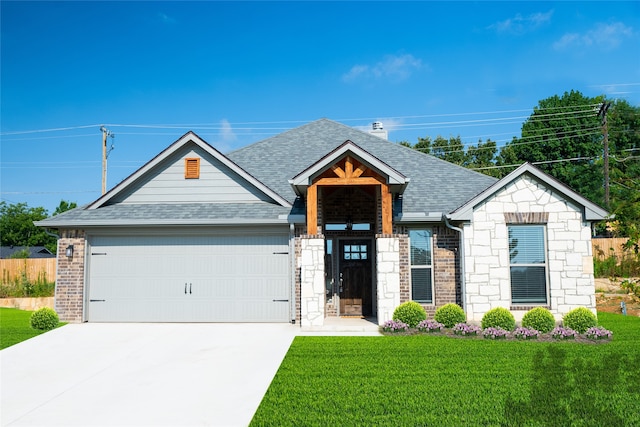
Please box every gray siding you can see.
[112,144,273,204]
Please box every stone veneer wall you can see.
[55,229,86,322]
[376,236,401,325]
[463,174,596,322]
[299,236,325,327]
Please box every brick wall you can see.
[397,226,460,317]
[55,229,86,322]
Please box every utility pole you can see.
[100,126,115,195]
[597,102,611,209]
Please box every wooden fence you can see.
[1,259,57,283]
[592,238,630,261]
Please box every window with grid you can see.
[509,225,548,304]
[409,229,433,303]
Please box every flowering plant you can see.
[382,319,409,333]
[452,323,482,336]
[585,326,613,340]
[551,326,578,340]
[483,327,509,339]
[513,326,539,340]
[417,319,445,332]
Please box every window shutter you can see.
[185,158,200,179]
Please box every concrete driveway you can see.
[1,323,297,427]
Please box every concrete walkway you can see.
[1,323,297,427]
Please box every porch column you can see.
[306,184,318,235]
[300,237,325,327]
[376,236,400,325]
[380,183,393,234]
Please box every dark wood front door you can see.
[339,240,372,317]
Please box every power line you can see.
[0,103,608,137]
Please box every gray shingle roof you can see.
[228,118,497,215]
[0,246,55,259]
[37,119,499,228]
[36,203,292,227]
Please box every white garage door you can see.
[87,233,290,322]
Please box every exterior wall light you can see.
[65,244,74,258]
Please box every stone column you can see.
[376,236,400,325]
[300,237,325,327]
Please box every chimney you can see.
[369,121,388,140]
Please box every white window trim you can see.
[508,224,550,306]
[408,228,435,304]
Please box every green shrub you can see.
[434,303,466,328]
[481,307,515,331]
[392,301,427,328]
[521,307,556,333]
[30,307,59,331]
[562,307,597,333]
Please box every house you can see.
[35,119,607,325]
[0,246,55,259]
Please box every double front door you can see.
[335,239,373,317]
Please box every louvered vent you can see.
[185,158,200,179]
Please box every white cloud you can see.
[219,119,237,142]
[489,10,553,34]
[342,54,423,83]
[553,22,633,51]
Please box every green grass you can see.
[0,307,65,349]
[251,312,640,426]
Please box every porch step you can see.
[299,317,382,336]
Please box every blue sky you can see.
[2,1,639,214]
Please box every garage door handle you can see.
[190,283,192,294]
[184,283,187,294]
[273,299,289,302]
[90,299,106,302]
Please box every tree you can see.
[431,135,467,164]
[607,99,640,237]
[0,200,77,254]
[466,139,500,177]
[53,200,77,216]
[0,202,53,251]
[498,90,604,204]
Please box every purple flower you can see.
[551,326,578,340]
[513,326,540,340]
[382,319,409,333]
[585,326,613,340]
[452,323,482,336]
[482,327,509,339]
[417,319,445,332]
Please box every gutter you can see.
[443,215,466,311]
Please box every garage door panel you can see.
[88,234,290,322]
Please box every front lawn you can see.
[0,307,65,349]
[251,312,640,426]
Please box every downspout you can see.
[289,223,296,324]
[43,228,60,240]
[443,216,465,310]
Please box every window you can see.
[509,225,547,304]
[409,229,433,303]
[185,158,200,179]
[343,244,367,260]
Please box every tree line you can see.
[0,201,76,255]
[400,90,639,239]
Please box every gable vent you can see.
[185,158,200,179]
